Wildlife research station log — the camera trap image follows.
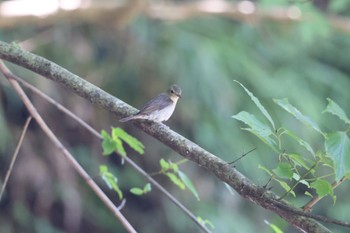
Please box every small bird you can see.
[119,84,182,123]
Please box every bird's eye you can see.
[171,90,174,93]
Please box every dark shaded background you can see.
[1,0,350,232]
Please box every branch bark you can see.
[0,41,336,233]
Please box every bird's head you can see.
[168,84,182,101]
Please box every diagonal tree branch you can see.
[0,59,137,233]
[4,67,212,233]
[0,40,340,232]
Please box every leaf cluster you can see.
[233,81,350,203]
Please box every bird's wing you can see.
[138,93,173,115]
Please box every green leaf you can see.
[100,166,123,200]
[112,128,145,154]
[264,220,283,233]
[197,217,215,230]
[323,98,350,125]
[99,165,108,173]
[143,183,152,193]
[160,159,170,170]
[325,132,350,181]
[258,164,273,176]
[273,162,293,179]
[178,170,200,201]
[289,154,312,170]
[305,191,313,198]
[115,137,126,157]
[234,80,275,130]
[274,98,324,136]
[101,130,117,156]
[276,180,295,197]
[130,187,144,195]
[233,111,278,151]
[310,179,333,197]
[166,173,185,190]
[284,130,315,157]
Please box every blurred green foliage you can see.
[1,0,350,232]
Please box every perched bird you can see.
[119,84,182,123]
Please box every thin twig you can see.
[228,147,256,165]
[0,62,212,233]
[0,60,137,233]
[303,175,348,212]
[0,116,32,200]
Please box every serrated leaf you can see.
[310,179,333,197]
[178,170,200,201]
[323,98,350,125]
[234,80,275,129]
[274,98,324,136]
[325,132,350,181]
[130,187,144,195]
[166,173,185,190]
[273,162,293,179]
[284,130,315,157]
[115,137,126,157]
[233,111,278,151]
[101,130,117,156]
[112,128,145,154]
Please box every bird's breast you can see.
[150,102,176,122]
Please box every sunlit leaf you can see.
[101,130,117,156]
[166,173,185,190]
[273,163,293,179]
[274,98,324,136]
[112,128,145,154]
[160,159,170,170]
[323,98,350,125]
[234,80,275,130]
[178,170,200,201]
[325,132,350,181]
[130,187,144,195]
[115,137,126,157]
[310,179,333,197]
[100,166,123,200]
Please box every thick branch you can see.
[0,41,334,233]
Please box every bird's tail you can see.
[119,114,145,122]
[119,116,135,122]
